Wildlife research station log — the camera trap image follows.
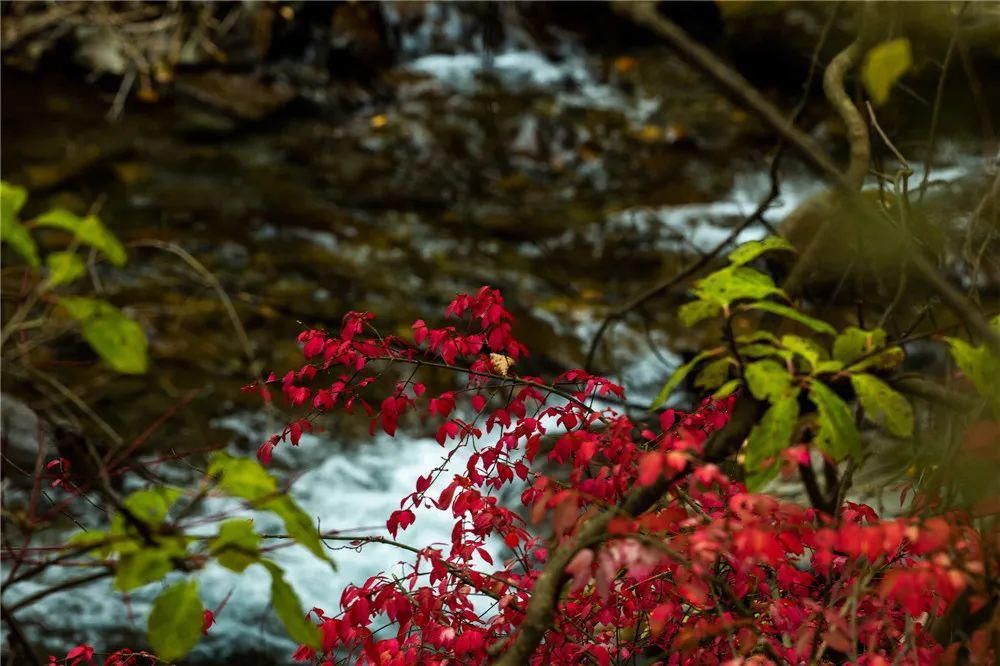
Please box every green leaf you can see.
[262,496,331,564]
[678,299,722,327]
[148,580,204,662]
[58,297,148,374]
[814,360,845,374]
[115,549,174,592]
[727,236,795,266]
[45,251,87,286]
[693,266,784,308]
[712,379,740,399]
[650,349,723,409]
[833,327,887,365]
[737,332,783,360]
[261,561,322,648]
[694,357,732,390]
[744,301,836,335]
[736,331,780,345]
[861,346,905,371]
[108,515,141,555]
[744,359,793,402]
[210,519,261,573]
[35,209,127,267]
[67,530,112,558]
[745,460,781,492]
[862,38,912,106]
[739,344,783,359]
[745,390,800,473]
[781,334,827,372]
[207,452,278,502]
[123,486,182,527]
[947,337,1000,408]
[1,181,39,267]
[207,454,333,565]
[850,374,914,438]
[809,381,861,460]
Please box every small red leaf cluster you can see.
[249,288,998,664]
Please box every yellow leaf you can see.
[489,353,514,377]
[862,38,912,106]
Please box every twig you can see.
[918,9,961,202]
[1,603,42,666]
[23,365,123,446]
[5,570,112,614]
[584,156,782,371]
[130,240,256,366]
[866,101,911,171]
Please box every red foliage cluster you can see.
[48,288,995,666]
[240,287,995,666]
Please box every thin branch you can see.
[1,603,42,666]
[918,8,961,202]
[6,570,112,614]
[130,240,256,367]
[584,157,782,372]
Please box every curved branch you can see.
[782,26,872,296]
[823,36,870,190]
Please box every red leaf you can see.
[637,452,663,486]
[202,609,215,635]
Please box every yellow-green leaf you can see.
[123,486,182,527]
[207,454,332,565]
[58,297,148,374]
[1,181,39,267]
[745,390,800,474]
[694,357,732,390]
[809,381,861,460]
[850,373,913,438]
[713,379,741,399]
[115,548,174,592]
[693,266,784,308]
[947,337,1000,410]
[207,452,278,502]
[262,495,332,565]
[727,236,794,266]
[833,327,887,365]
[35,208,127,267]
[67,530,112,558]
[45,251,87,286]
[210,519,261,573]
[744,301,836,335]
[737,331,780,345]
[261,561,322,648]
[678,299,722,327]
[862,38,912,106]
[781,334,827,372]
[650,349,724,409]
[148,580,204,662]
[744,359,793,402]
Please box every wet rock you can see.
[0,393,53,469]
[174,71,297,121]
